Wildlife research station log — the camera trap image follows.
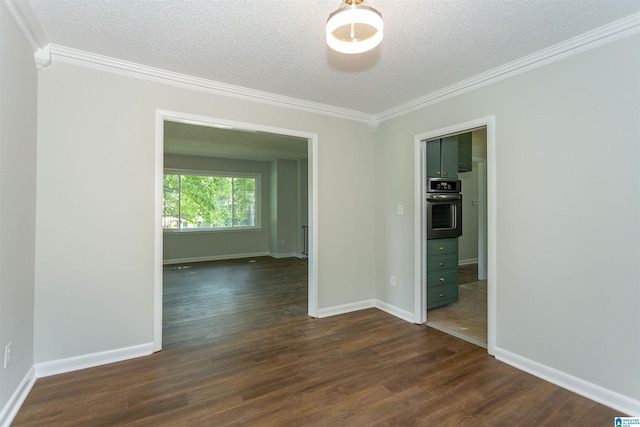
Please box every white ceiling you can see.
[24,0,640,116]
[16,0,640,160]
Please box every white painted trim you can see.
[316,301,416,324]
[154,110,164,352]
[458,258,479,266]
[7,1,639,116]
[317,300,375,318]
[163,252,271,265]
[154,110,319,341]
[35,343,154,378]
[268,252,301,259]
[413,141,426,324]
[375,12,640,122]
[1,0,48,53]
[485,118,497,357]
[494,347,640,416]
[374,300,415,324]
[48,44,371,124]
[0,366,36,427]
[414,116,497,356]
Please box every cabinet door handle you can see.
[436,171,441,176]
[443,171,448,176]
[439,277,445,282]
[439,246,445,251]
[439,262,444,266]
[439,293,444,298]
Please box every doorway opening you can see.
[413,116,495,354]
[154,110,319,351]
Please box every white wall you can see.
[374,33,640,411]
[458,166,479,264]
[0,1,37,416]
[34,60,375,363]
[163,154,271,262]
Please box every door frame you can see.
[413,115,496,355]
[153,109,319,351]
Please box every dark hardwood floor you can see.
[13,256,619,426]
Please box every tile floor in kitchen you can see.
[427,263,488,347]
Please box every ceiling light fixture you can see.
[326,0,383,54]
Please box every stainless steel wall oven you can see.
[426,178,462,240]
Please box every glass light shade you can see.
[326,4,383,54]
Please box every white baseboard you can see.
[269,252,303,259]
[163,252,269,265]
[0,366,36,427]
[458,257,478,266]
[317,299,417,324]
[494,347,640,416]
[317,299,375,318]
[374,300,416,323]
[35,342,154,378]
[163,252,306,264]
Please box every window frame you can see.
[162,168,261,233]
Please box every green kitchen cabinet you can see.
[458,132,472,172]
[426,136,458,178]
[426,238,459,309]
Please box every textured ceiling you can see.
[25,0,640,115]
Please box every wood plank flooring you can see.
[13,256,620,426]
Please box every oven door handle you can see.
[426,193,461,201]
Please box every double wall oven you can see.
[426,178,462,240]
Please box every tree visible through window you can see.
[163,172,257,230]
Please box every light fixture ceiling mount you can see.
[326,0,383,54]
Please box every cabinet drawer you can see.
[427,283,458,309]
[427,253,458,272]
[427,269,458,288]
[427,238,458,255]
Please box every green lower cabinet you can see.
[426,253,458,272]
[426,237,459,309]
[427,269,458,288]
[427,284,459,310]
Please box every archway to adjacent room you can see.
[153,110,319,351]
[413,116,496,355]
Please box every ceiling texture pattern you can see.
[13,0,640,160]
[24,0,640,115]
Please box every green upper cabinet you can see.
[426,139,441,178]
[441,136,458,178]
[458,132,473,173]
[426,136,458,178]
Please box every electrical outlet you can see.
[4,342,12,369]
[390,275,396,287]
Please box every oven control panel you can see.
[427,178,461,193]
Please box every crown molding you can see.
[374,12,640,123]
[3,0,51,68]
[16,4,640,125]
[47,44,374,124]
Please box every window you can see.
[163,171,258,230]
